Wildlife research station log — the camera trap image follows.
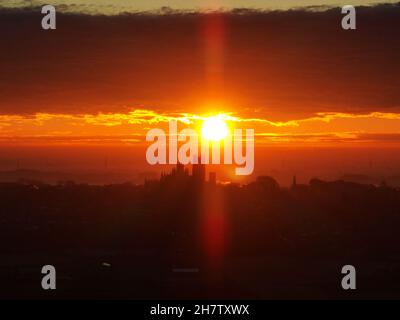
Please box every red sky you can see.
[0,4,400,184]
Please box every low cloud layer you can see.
[1,109,400,146]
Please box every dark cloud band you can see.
[0,4,399,118]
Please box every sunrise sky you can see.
[1,2,400,184]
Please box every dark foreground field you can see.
[1,174,400,299]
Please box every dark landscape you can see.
[1,164,399,299]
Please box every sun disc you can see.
[201,115,229,141]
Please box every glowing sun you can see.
[201,115,229,141]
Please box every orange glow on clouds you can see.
[1,109,400,146]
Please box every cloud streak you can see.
[1,109,400,145]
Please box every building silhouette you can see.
[158,159,211,186]
[192,157,205,183]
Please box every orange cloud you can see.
[1,109,400,146]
